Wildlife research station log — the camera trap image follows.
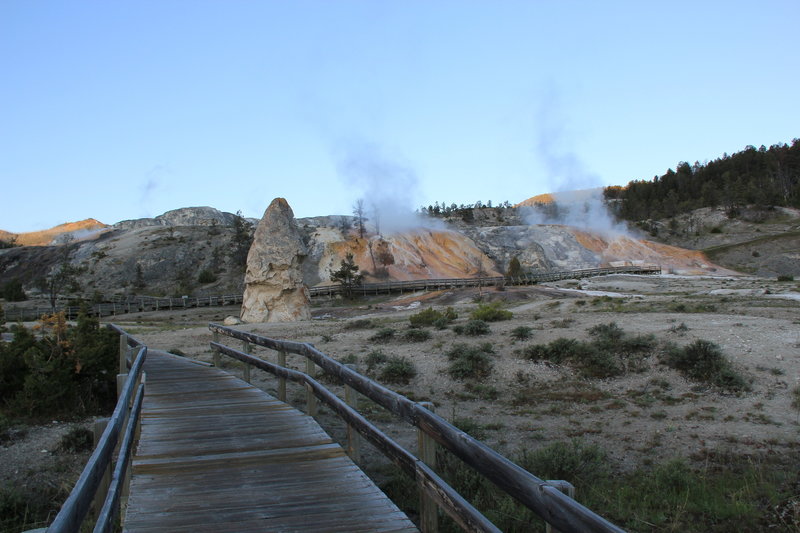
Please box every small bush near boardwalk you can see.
[447,343,494,379]
[365,350,388,370]
[379,356,417,384]
[58,426,94,453]
[510,326,533,340]
[0,311,118,418]
[470,302,513,322]
[344,318,374,330]
[517,322,655,378]
[453,319,491,336]
[663,339,749,392]
[369,327,396,343]
[409,307,458,328]
[402,328,432,342]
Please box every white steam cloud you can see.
[334,141,445,234]
[524,92,632,236]
[522,188,631,236]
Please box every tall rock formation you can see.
[240,198,311,323]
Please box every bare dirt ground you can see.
[4,273,798,530]
[111,274,799,472]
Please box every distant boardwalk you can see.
[125,351,417,532]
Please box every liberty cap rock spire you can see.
[240,198,311,323]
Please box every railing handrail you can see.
[47,340,147,533]
[309,265,661,296]
[2,293,244,322]
[209,323,625,533]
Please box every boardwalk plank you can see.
[124,352,417,532]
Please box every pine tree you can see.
[329,253,363,300]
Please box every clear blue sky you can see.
[1,1,798,233]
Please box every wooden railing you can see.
[3,293,243,322]
[209,323,625,533]
[47,326,147,533]
[309,265,661,298]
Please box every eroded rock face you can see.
[240,198,310,323]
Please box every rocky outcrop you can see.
[304,228,502,286]
[240,199,310,323]
[114,206,243,230]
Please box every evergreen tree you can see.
[329,253,363,300]
[506,256,523,278]
[230,210,254,269]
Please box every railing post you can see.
[117,373,127,399]
[418,401,437,533]
[305,357,318,417]
[241,341,251,383]
[212,331,220,367]
[344,364,360,463]
[545,481,576,533]
[92,418,111,515]
[118,334,128,372]
[277,350,287,402]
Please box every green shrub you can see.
[518,439,609,485]
[197,269,217,284]
[447,343,494,379]
[379,356,417,384]
[518,338,580,364]
[339,353,358,364]
[1,279,26,301]
[465,382,499,400]
[510,326,533,341]
[365,350,388,370]
[0,311,117,419]
[792,385,800,410]
[470,302,513,322]
[432,317,450,330]
[669,322,690,334]
[663,340,749,392]
[344,318,375,330]
[589,322,656,357]
[58,426,93,452]
[777,274,794,282]
[409,307,458,328]
[369,327,396,343]
[453,416,488,439]
[462,320,491,336]
[572,347,620,378]
[409,308,441,327]
[402,328,432,342]
[710,226,723,233]
[517,324,655,378]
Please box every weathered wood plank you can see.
[124,351,416,532]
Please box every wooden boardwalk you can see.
[124,351,418,532]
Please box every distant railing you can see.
[309,265,661,298]
[47,326,147,533]
[209,323,625,533]
[3,293,243,322]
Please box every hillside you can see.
[608,139,800,221]
[0,219,108,247]
[0,199,742,306]
[632,205,800,277]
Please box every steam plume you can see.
[524,93,632,236]
[334,141,444,234]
